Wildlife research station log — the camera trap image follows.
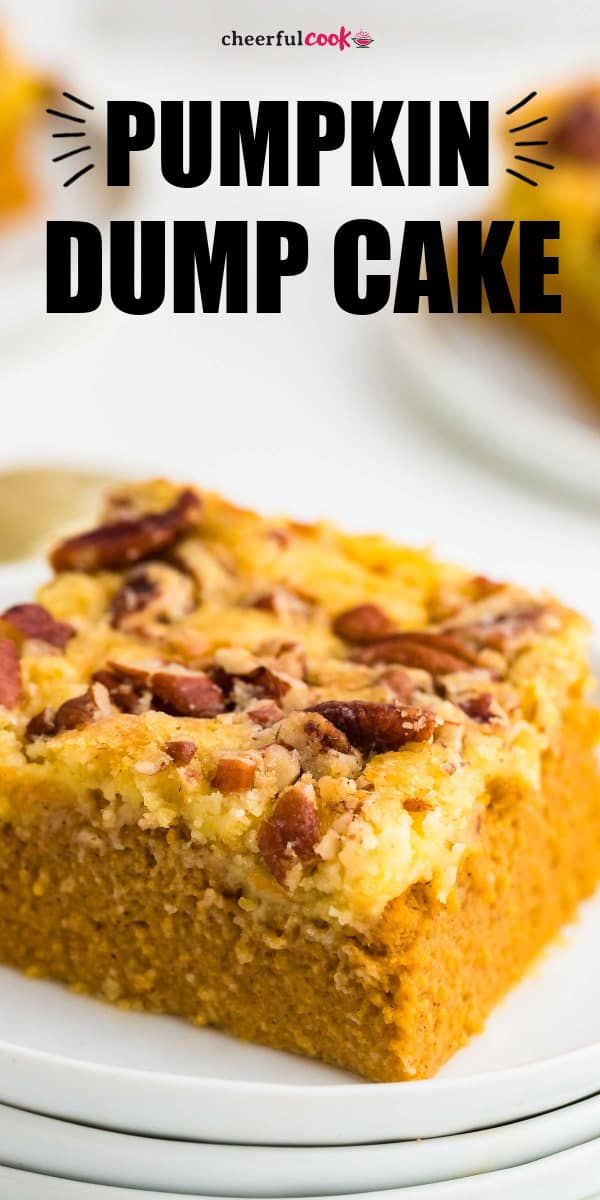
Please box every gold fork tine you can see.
[0,467,119,562]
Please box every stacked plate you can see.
[0,573,600,1200]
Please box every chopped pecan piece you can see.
[1,603,74,650]
[278,710,350,755]
[353,631,480,676]
[257,639,307,680]
[257,782,319,886]
[109,572,158,625]
[92,664,151,714]
[95,660,224,718]
[247,700,284,727]
[554,96,600,162]
[151,669,225,718]
[332,603,395,644]
[260,743,301,789]
[445,605,551,654]
[50,488,202,573]
[276,710,362,778]
[53,682,111,734]
[241,665,292,703]
[212,753,257,792]
[458,693,498,723]
[106,661,152,685]
[29,682,112,740]
[110,563,195,629]
[307,700,436,755]
[165,739,197,766]
[0,637,22,709]
[252,586,312,619]
[25,707,56,740]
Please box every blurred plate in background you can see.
[390,313,600,507]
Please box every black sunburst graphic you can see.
[47,91,95,187]
[504,91,555,186]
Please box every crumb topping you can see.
[0,480,592,929]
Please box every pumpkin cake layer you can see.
[0,479,598,1080]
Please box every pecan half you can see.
[212,753,257,792]
[332,603,395,644]
[307,700,436,755]
[352,631,480,676]
[110,563,195,629]
[257,782,319,885]
[151,669,225,718]
[0,637,22,709]
[554,96,600,163]
[165,739,197,766]
[50,489,202,573]
[1,603,74,650]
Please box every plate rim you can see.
[0,1091,600,1195]
[0,1034,599,1145]
[0,1134,599,1199]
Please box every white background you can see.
[1,0,599,618]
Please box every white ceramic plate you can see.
[1,1139,600,1200]
[389,313,600,507]
[2,1092,600,1195]
[0,562,599,1147]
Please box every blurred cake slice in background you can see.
[498,81,600,408]
[0,31,51,224]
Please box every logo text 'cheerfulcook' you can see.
[221,28,373,51]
